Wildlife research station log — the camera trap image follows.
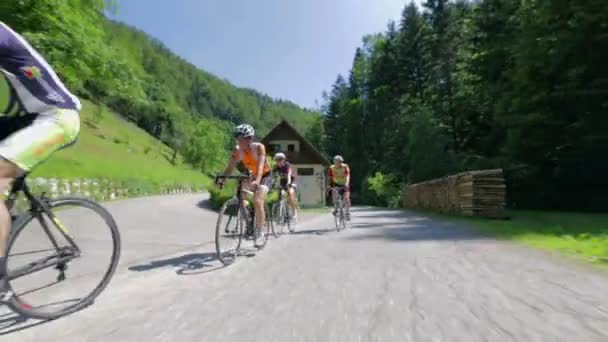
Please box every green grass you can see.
[25,99,210,187]
[426,209,608,264]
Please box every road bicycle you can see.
[214,172,275,265]
[271,183,296,235]
[330,186,349,231]
[1,175,121,320]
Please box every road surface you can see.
[3,193,608,341]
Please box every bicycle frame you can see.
[217,173,257,234]
[6,177,82,282]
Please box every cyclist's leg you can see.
[330,183,340,215]
[253,175,271,245]
[286,185,296,208]
[287,185,299,218]
[344,186,351,219]
[254,175,272,227]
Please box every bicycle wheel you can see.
[265,202,280,238]
[340,206,347,230]
[286,205,296,233]
[215,198,244,265]
[335,201,342,232]
[4,197,121,320]
[272,201,285,236]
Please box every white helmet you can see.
[233,124,255,139]
[273,152,286,161]
[333,155,344,162]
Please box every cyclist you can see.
[0,21,81,285]
[216,124,272,247]
[328,155,351,221]
[272,152,300,220]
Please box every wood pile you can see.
[403,169,508,219]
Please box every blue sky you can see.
[111,0,421,109]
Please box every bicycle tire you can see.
[286,205,296,233]
[215,198,243,265]
[340,206,347,230]
[4,197,121,320]
[335,199,342,232]
[266,202,279,238]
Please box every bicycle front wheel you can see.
[5,197,121,320]
[266,202,280,238]
[271,202,285,237]
[286,205,296,233]
[215,198,244,265]
[334,202,341,231]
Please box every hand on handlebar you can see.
[214,175,225,189]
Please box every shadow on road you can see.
[197,199,218,212]
[289,228,335,236]
[128,253,224,275]
[348,210,489,242]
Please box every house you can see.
[262,120,330,207]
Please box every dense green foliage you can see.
[1,0,317,174]
[318,0,608,210]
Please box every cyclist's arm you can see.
[344,165,351,187]
[255,144,267,184]
[222,150,239,177]
[286,166,292,186]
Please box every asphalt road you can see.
[3,193,608,341]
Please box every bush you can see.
[365,171,403,208]
[208,182,235,210]
[209,180,280,210]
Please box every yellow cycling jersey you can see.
[329,163,350,185]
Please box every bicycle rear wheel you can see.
[4,197,121,320]
[215,198,244,265]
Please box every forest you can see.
[317,0,608,211]
[1,0,317,172]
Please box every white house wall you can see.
[292,163,327,207]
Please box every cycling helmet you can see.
[333,155,344,162]
[233,124,255,139]
[274,152,286,161]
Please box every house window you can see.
[269,144,281,152]
[287,144,296,152]
[297,168,314,176]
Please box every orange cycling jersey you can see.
[231,142,270,177]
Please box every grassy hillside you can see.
[1,77,210,187]
[34,100,211,186]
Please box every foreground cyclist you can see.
[0,21,81,285]
[272,152,300,220]
[328,155,351,221]
[216,124,272,247]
